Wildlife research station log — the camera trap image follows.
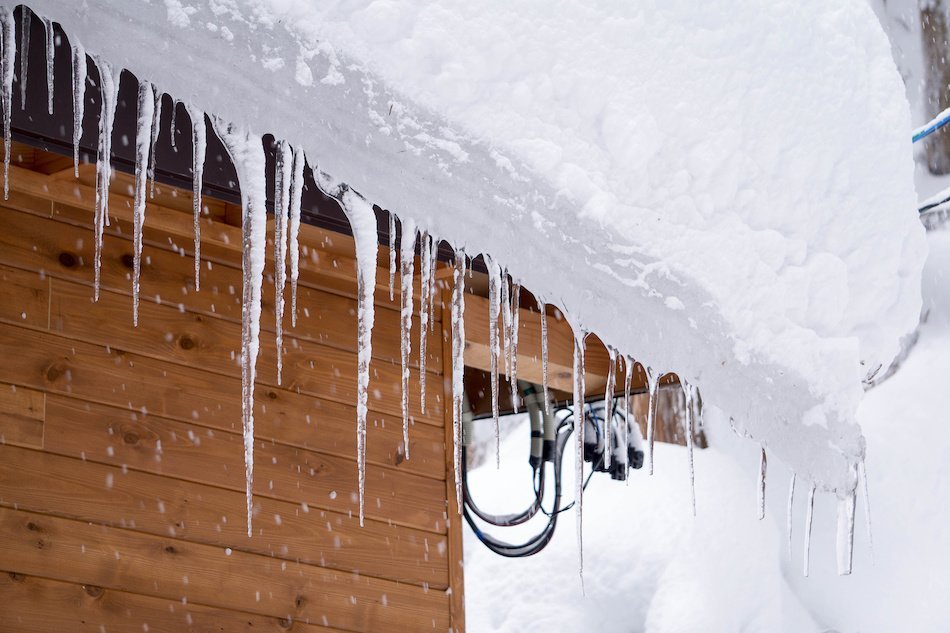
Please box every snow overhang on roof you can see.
[13,0,926,572]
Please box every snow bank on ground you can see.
[30,0,924,496]
[464,416,819,633]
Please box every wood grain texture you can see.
[0,442,448,588]
[0,383,44,449]
[0,572,348,633]
[0,507,449,633]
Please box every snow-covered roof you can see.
[21,0,925,569]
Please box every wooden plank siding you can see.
[0,148,463,632]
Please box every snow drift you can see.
[20,0,925,557]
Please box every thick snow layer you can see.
[29,0,925,494]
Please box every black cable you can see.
[462,447,545,527]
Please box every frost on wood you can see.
[91,55,120,302]
[272,139,292,384]
[486,255,502,466]
[399,215,417,460]
[450,249,467,512]
[572,330,587,586]
[186,104,207,291]
[1,6,15,200]
[288,146,304,327]
[131,79,154,327]
[210,118,267,536]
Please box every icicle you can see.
[646,367,660,475]
[69,36,84,177]
[288,146,304,327]
[803,483,816,576]
[418,229,430,414]
[836,484,857,576]
[131,80,154,327]
[1,7,16,200]
[169,99,177,148]
[272,140,292,384]
[307,168,379,527]
[18,6,28,111]
[539,300,550,413]
[501,272,512,381]
[147,89,161,198]
[185,104,206,291]
[486,255,502,467]
[388,213,396,301]
[450,249,467,511]
[682,380,696,516]
[91,56,121,302]
[758,446,767,520]
[602,348,617,469]
[573,330,587,587]
[509,282,520,413]
[786,473,796,561]
[859,459,874,560]
[211,118,267,536]
[42,16,52,115]
[428,234,438,332]
[399,217,417,460]
[623,356,634,480]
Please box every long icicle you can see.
[859,459,874,561]
[602,347,617,469]
[486,255,502,467]
[388,213,396,301]
[428,234,438,333]
[186,104,206,291]
[69,35,84,177]
[509,281,521,413]
[804,482,816,576]
[573,329,587,589]
[623,356,634,482]
[399,217,417,460]
[211,118,267,536]
[18,5,28,111]
[683,380,696,516]
[273,140,292,384]
[450,249,467,511]
[758,446,768,520]
[91,55,120,302]
[147,89,161,197]
[540,299,550,413]
[786,473,796,560]
[43,16,52,115]
[418,229,430,414]
[837,473,857,576]
[1,7,16,200]
[169,99,177,149]
[646,367,660,475]
[288,146,304,327]
[501,272,512,382]
[131,80,154,327]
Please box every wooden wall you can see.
[0,146,464,632]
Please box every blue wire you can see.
[913,112,950,143]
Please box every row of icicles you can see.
[0,6,868,579]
